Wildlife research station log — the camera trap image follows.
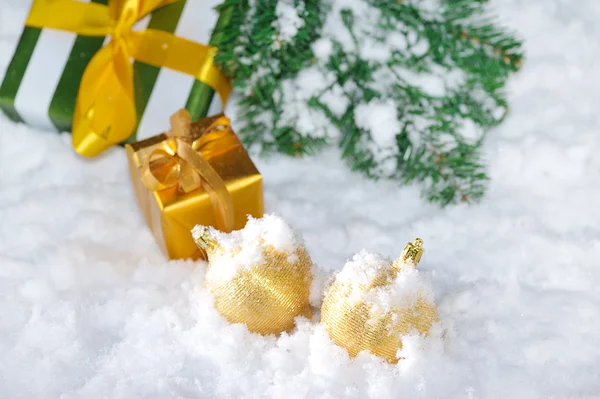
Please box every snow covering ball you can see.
[321,239,440,364]
[192,214,314,335]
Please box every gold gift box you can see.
[125,112,264,260]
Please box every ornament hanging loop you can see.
[395,238,424,269]
[192,225,220,252]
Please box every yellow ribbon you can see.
[26,0,231,157]
[136,109,235,232]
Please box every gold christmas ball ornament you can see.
[320,238,439,364]
[192,214,314,335]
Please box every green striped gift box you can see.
[0,0,227,144]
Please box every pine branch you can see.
[214,0,523,205]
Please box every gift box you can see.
[126,109,263,260]
[0,0,231,157]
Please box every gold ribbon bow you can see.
[136,109,235,232]
[26,0,231,157]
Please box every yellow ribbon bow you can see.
[26,0,231,157]
[137,108,235,232]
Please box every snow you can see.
[355,100,401,148]
[192,214,305,285]
[1,0,600,398]
[264,0,493,179]
[331,250,437,313]
[279,67,337,139]
[394,68,447,98]
[334,250,392,287]
[312,38,333,59]
[272,0,305,49]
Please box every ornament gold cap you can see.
[192,225,219,252]
[395,238,424,268]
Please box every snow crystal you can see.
[410,37,430,57]
[492,105,507,120]
[312,38,334,59]
[360,37,392,62]
[406,28,418,46]
[272,0,305,49]
[432,64,466,91]
[355,99,401,148]
[384,265,436,311]
[458,119,483,143]
[396,67,446,97]
[279,68,338,138]
[321,0,377,53]
[243,214,301,253]
[193,214,306,285]
[319,84,348,117]
[289,67,334,99]
[335,250,391,286]
[387,31,408,52]
[406,0,442,18]
[245,65,275,96]
[408,114,432,146]
[333,250,436,314]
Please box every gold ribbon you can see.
[26,0,231,157]
[135,109,235,232]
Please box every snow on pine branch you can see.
[213,0,523,205]
[272,0,306,49]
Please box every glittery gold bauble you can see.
[320,239,439,364]
[192,223,313,335]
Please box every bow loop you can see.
[168,108,192,140]
[112,0,138,36]
[140,109,234,193]
[138,109,235,232]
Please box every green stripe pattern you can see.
[0,27,42,123]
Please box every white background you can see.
[1,0,600,398]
